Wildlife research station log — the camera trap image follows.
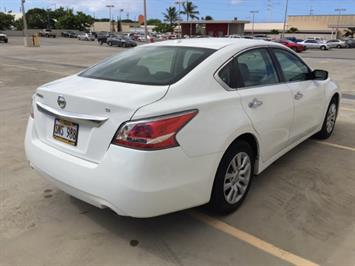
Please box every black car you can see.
[107,36,137,48]
[97,32,113,45]
[0,32,8,43]
[61,31,78,38]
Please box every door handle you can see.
[248,98,263,109]
[294,92,303,100]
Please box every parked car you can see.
[25,39,340,217]
[298,39,329,50]
[345,39,355,48]
[61,31,78,38]
[107,36,137,47]
[97,32,115,45]
[78,33,95,41]
[38,29,56,38]
[326,39,347,48]
[275,39,305,53]
[0,32,8,43]
[286,37,304,43]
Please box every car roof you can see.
[147,38,277,50]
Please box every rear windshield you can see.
[80,46,215,85]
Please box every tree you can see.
[147,19,162,26]
[287,27,299,33]
[205,15,213,20]
[55,10,94,31]
[0,12,15,30]
[26,8,51,29]
[162,7,179,26]
[270,29,279,35]
[181,1,199,21]
[153,23,174,33]
[343,28,355,38]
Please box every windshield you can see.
[80,46,215,85]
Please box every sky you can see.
[1,0,354,22]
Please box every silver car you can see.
[298,39,330,50]
[326,39,347,48]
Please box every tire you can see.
[108,42,112,46]
[320,46,327,50]
[122,43,126,48]
[336,45,341,48]
[209,140,255,214]
[314,98,338,139]
[291,47,297,52]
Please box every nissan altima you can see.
[25,38,340,217]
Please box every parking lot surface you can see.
[1,37,355,266]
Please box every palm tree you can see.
[181,1,199,21]
[162,7,179,26]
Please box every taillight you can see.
[112,110,198,150]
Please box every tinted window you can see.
[273,49,310,82]
[80,46,215,85]
[218,60,236,88]
[236,49,278,88]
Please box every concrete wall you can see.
[288,15,355,31]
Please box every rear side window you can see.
[236,49,279,88]
[273,49,311,82]
[80,46,215,85]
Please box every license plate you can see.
[53,118,79,146]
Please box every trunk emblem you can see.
[57,96,66,109]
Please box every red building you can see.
[180,20,249,37]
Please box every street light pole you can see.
[281,0,289,38]
[106,5,114,32]
[250,10,258,36]
[20,0,28,47]
[143,0,148,42]
[335,8,346,38]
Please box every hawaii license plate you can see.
[53,118,79,146]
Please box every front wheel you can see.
[320,45,327,50]
[314,98,338,139]
[209,140,255,214]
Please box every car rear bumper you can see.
[25,118,219,217]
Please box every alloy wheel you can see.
[223,152,251,204]
[326,103,337,133]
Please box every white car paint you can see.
[25,38,340,217]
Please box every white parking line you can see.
[340,108,355,113]
[0,63,66,75]
[190,211,319,266]
[314,141,355,152]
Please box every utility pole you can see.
[335,8,346,38]
[143,0,148,42]
[175,1,182,38]
[106,4,114,32]
[20,0,28,47]
[281,0,289,38]
[250,10,258,36]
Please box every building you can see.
[244,15,355,39]
[91,21,141,33]
[180,20,249,37]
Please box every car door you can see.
[271,48,326,143]
[229,48,294,162]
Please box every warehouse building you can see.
[180,20,249,37]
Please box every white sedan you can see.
[25,39,340,217]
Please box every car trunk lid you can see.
[33,75,168,162]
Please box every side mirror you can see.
[312,69,328,80]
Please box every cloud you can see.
[45,0,141,13]
[230,0,244,5]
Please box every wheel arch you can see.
[222,132,261,175]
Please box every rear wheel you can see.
[336,45,341,48]
[320,45,327,50]
[291,47,298,52]
[314,98,338,139]
[209,140,255,214]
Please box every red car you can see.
[276,39,306,53]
